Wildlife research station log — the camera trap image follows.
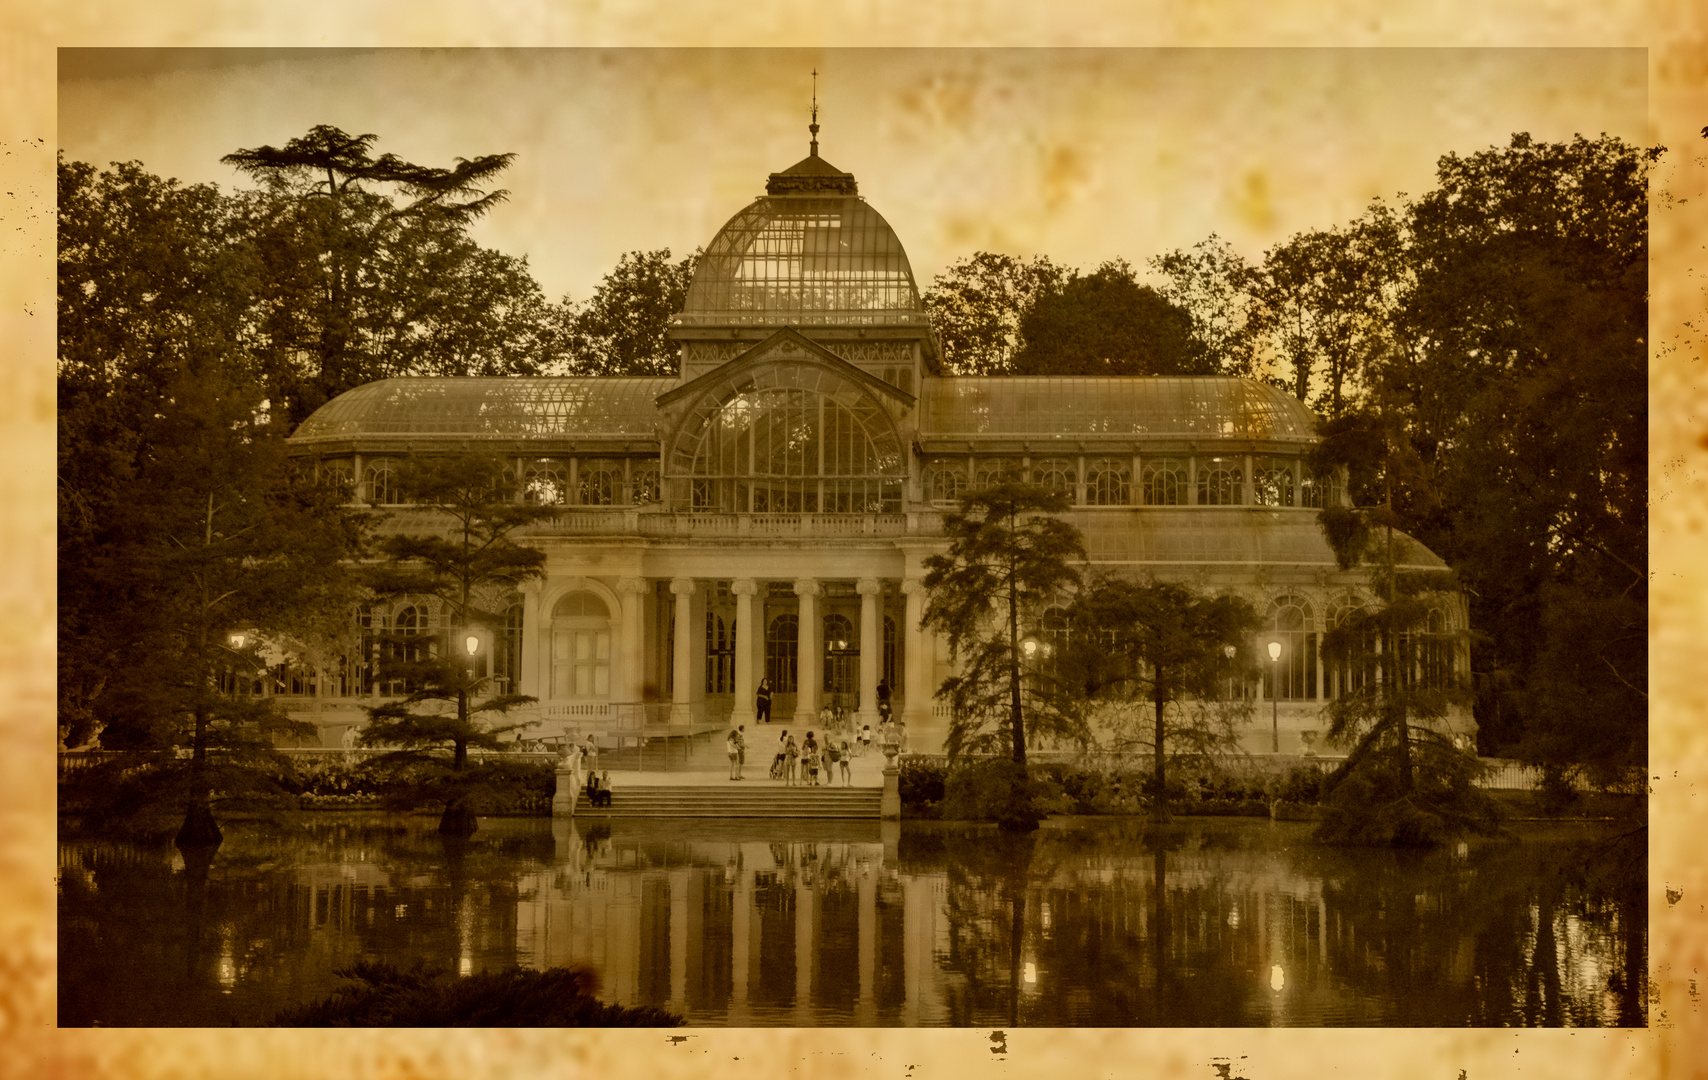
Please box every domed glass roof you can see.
[289,377,673,443]
[919,377,1319,440]
[676,186,925,328]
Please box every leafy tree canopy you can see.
[554,248,699,375]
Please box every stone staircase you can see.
[571,783,880,819]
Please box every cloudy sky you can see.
[59,48,1647,304]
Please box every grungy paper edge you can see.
[2,6,1704,1079]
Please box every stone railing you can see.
[522,510,935,539]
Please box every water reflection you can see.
[57,816,1645,1027]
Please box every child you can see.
[838,740,853,785]
[770,729,789,780]
[825,738,841,784]
[857,724,872,756]
[784,734,800,786]
[803,731,820,787]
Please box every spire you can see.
[809,68,820,157]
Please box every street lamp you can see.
[1222,643,1236,700]
[464,633,481,658]
[1266,639,1282,753]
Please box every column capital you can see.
[670,577,696,596]
[793,578,822,598]
[730,578,758,597]
[521,579,545,599]
[900,578,927,596]
[618,576,648,595]
[856,578,883,596]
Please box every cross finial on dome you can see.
[809,68,820,157]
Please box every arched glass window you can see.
[975,457,1022,489]
[551,592,610,699]
[1300,462,1337,509]
[766,614,799,693]
[578,459,623,506]
[494,603,523,694]
[523,459,567,506]
[822,613,856,695]
[674,366,906,514]
[1421,607,1455,689]
[1141,458,1186,506]
[320,459,355,502]
[1262,596,1316,700]
[925,461,967,505]
[1197,458,1245,506]
[1252,456,1296,507]
[365,458,405,506]
[1325,595,1374,699]
[381,602,430,695]
[630,464,660,504]
[1031,458,1076,500]
[705,611,733,693]
[1086,458,1131,506]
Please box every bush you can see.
[898,759,947,817]
[269,962,682,1026]
[941,758,1047,831]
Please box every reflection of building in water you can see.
[273,119,1474,758]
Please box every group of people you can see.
[754,679,893,731]
[765,729,857,786]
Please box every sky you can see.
[59,47,1649,305]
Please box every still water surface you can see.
[58,814,1646,1027]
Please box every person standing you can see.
[784,734,800,786]
[755,678,772,724]
[581,732,599,773]
[726,726,742,780]
[770,729,789,780]
[838,739,854,786]
[876,679,892,722]
[736,724,748,779]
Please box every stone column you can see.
[731,579,757,724]
[900,579,931,726]
[671,578,696,721]
[518,580,544,700]
[856,578,882,728]
[619,577,647,707]
[794,579,821,725]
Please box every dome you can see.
[675,154,925,329]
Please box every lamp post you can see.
[1222,643,1236,700]
[1266,640,1281,753]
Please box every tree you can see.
[1058,577,1259,821]
[1308,407,1504,847]
[555,248,699,375]
[358,454,555,830]
[1013,260,1206,376]
[1149,234,1265,376]
[923,252,1063,375]
[920,482,1085,830]
[221,125,526,425]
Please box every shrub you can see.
[941,758,1047,831]
[269,962,682,1026]
[898,759,947,817]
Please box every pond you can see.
[57,814,1646,1027]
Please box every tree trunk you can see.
[1152,687,1169,822]
[453,737,468,772]
[1009,583,1025,769]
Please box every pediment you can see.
[656,328,917,411]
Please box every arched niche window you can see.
[523,459,567,506]
[1262,596,1316,700]
[1142,458,1186,506]
[670,364,905,514]
[579,459,623,507]
[550,592,610,699]
[705,611,734,693]
[1197,457,1245,506]
[1086,458,1131,506]
[365,458,406,506]
[630,464,660,505]
[822,613,856,696]
[1031,457,1077,500]
[766,614,799,693]
[1252,456,1296,507]
[976,457,1022,489]
[925,460,967,505]
[1324,595,1375,699]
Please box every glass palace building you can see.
[286,141,1475,756]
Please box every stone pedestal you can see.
[551,756,578,817]
[880,741,901,820]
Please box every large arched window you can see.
[1325,595,1374,699]
[976,457,1022,489]
[1086,458,1131,506]
[1262,596,1316,700]
[1197,457,1245,506]
[766,614,799,693]
[382,602,430,695]
[551,592,610,699]
[671,364,905,514]
[1142,458,1186,506]
[523,459,567,506]
[495,603,523,694]
[705,611,733,693]
[822,613,856,695]
[578,459,623,506]
[925,460,967,505]
[630,464,660,504]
